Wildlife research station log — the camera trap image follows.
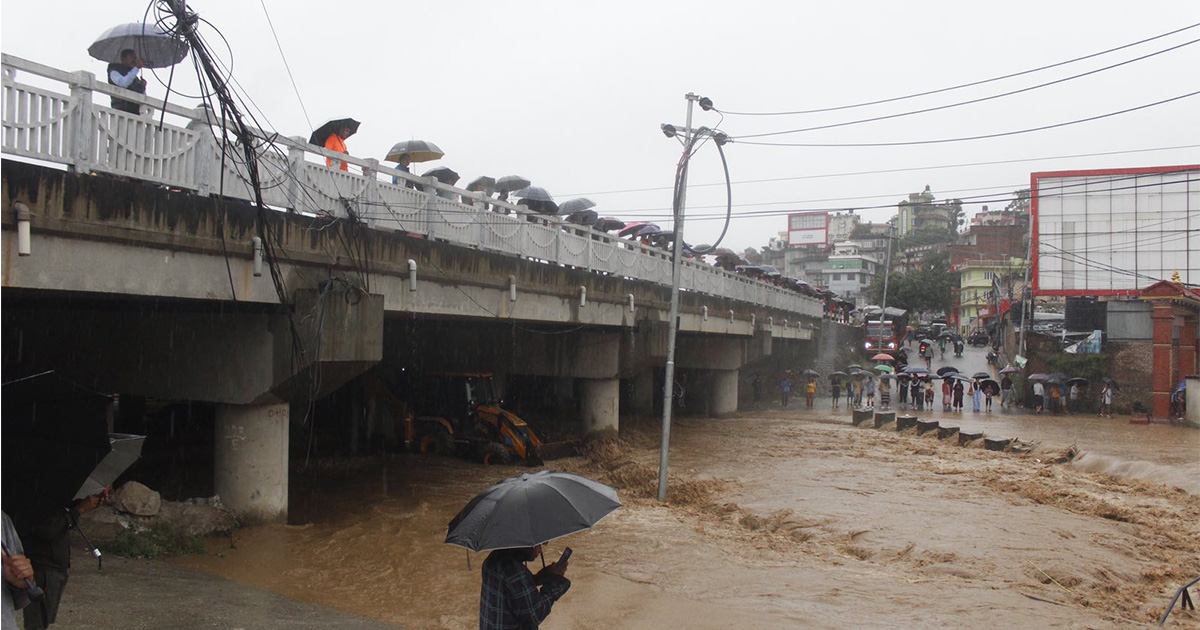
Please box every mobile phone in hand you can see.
[557,547,573,567]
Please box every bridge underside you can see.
[2,161,847,523]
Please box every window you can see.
[983,271,995,280]
[846,273,856,281]
[860,275,868,284]
[831,273,841,281]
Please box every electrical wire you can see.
[732,90,1200,147]
[716,22,1200,116]
[259,0,312,130]
[560,144,1200,198]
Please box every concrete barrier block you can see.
[937,426,959,440]
[958,431,984,446]
[873,411,896,429]
[984,437,1013,452]
[916,419,939,435]
[852,409,873,426]
[895,415,917,431]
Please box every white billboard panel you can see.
[1033,166,1199,296]
[788,212,828,247]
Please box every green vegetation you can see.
[105,522,206,559]
[867,251,954,313]
[896,224,955,250]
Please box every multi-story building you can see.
[897,185,961,237]
[821,241,880,307]
[948,223,1029,332]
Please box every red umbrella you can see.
[618,222,658,238]
[871,353,895,362]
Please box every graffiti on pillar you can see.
[224,424,247,452]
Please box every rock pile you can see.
[80,481,238,543]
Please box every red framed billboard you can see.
[787,211,829,247]
[1031,165,1200,297]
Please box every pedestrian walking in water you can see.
[952,379,965,413]
[1049,384,1062,414]
[852,378,863,408]
[831,379,841,410]
[845,380,854,408]
[1100,383,1114,417]
[1068,382,1080,413]
[779,372,792,408]
[971,380,982,413]
[898,377,908,409]
[805,378,816,408]
[913,378,924,411]
[984,384,995,412]
[879,377,891,410]
[942,379,952,412]
[924,380,935,409]
[1033,381,1045,413]
[863,377,876,409]
[1000,374,1012,408]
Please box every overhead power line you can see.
[732,90,1200,147]
[561,144,1200,197]
[731,38,1200,140]
[716,22,1200,116]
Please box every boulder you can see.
[111,481,161,516]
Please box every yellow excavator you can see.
[368,371,542,466]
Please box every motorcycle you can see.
[953,341,964,358]
[986,348,1000,366]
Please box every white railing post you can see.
[68,71,95,174]
[286,137,306,212]
[187,104,214,196]
[361,157,380,222]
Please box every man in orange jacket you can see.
[325,124,353,171]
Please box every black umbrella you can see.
[422,166,460,185]
[979,379,1000,393]
[1027,373,1051,382]
[445,471,620,552]
[920,338,936,346]
[936,367,959,377]
[495,175,532,193]
[465,175,496,193]
[88,22,189,68]
[566,209,599,225]
[938,331,953,339]
[1066,377,1089,387]
[802,369,820,377]
[593,217,626,232]
[828,371,847,379]
[1103,377,1120,390]
[309,118,360,147]
[972,372,991,379]
[846,364,864,372]
[903,366,929,375]
[1048,373,1068,383]
[1,373,113,534]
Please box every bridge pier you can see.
[214,402,290,524]
[580,378,620,439]
[707,369,740,417]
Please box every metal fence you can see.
[2,53,822,318]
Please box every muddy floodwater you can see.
[174,406,1200,629]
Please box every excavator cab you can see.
[408,372,542,466]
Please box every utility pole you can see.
[657,93,699,503]
[878,227,894,351]
[1017,206,1034,361]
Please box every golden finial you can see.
[1171,270,1181,283]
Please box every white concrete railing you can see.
[1,53,822,318]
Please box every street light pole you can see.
[657,92,699,503]
[878,228,894,351]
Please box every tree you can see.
[1005,188,1031,214]
[866,250,954,313]
[898,225,954,251]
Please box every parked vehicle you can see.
[968,331,989,346]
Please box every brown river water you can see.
[173,399,1200,629]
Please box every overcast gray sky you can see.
[3,1,1198,252]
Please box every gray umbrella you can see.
[88,22,189,68]
[559,198,597,216]
[593,217,626,232]
[75,434,145,499]
[513,186,554,203]
[445,471,620,552]
[495,175,532,193]
[465,175,496,193]
[386,139,444,163]
[422,166,460,185]
[566,209,599,225]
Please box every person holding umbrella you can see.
[480,545,570,630]
[971,379,982,413]
[779,371,792,408]
[106,49,147,115]
[1100,381,1115,418]
[805,376,816,408]
[1000,373,1013,408]
[21,493,105,630]
[831,377,841,410]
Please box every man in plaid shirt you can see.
[479,545,571,629]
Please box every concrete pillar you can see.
[214,402,290,524]
[629,369,655,416]
[708,369,739,417]
[580,378,619,438]
[1150,304,1177,418]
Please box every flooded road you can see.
[173,391,1200,629]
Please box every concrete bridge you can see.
[1,54,855,523]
